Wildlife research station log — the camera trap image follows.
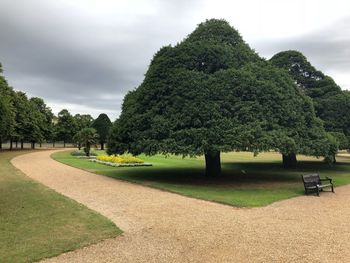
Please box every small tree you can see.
[73,131,83,150]
[56,109,77,147]
[79,128,97,156]
[91,113,112,150]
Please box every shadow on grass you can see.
[99,159,350,188]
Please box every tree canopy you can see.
[91,113,112,150]
[270,50,350,150]
[0,64,15,146]
[56,109,77,147]
[76,127,97,156]
[108,19,333,176]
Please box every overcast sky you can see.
[1,0,349,120]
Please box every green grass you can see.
[0,150,122,263]
[52,150,350,207]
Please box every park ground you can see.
[53,150,350,207]
[9,149,350,262]
[0,150,121,263]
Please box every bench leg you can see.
[316,188,320,196]
[331,185,334,193]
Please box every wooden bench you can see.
[301,174,334,196]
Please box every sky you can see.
[1,0,350,120]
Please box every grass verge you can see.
[0,150,122,263]
[52,150,350,207]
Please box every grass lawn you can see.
[52,150,350,207]
[0,150,122,263]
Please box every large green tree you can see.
[270,50,350,151]
[108,19,333,175]
[91,113,112,150]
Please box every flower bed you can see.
[89,155,152,167]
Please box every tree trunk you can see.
[63,140,66,148]
[85,142,90,157]
[10,139,13,150]
[31,142,35,149]
[21,140,24,149]
[15,141,18,148]
[205,150,221,177]
[101,142,104,150]
[53,141,55,148]
[39,142,42,148]
[78,142,81,150]
[324,155,336,164]
[0,137,2,149]
[282,153,297,168]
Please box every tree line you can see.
[0,63,112,150]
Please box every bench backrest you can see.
[302,174,320,187]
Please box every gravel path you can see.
[12,150,350,263]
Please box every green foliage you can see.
[11,92,46,145]
[270,50,350,150]
[0,65,15,142]
[108,19,332,169]
[56,109,77,144]
[269,50,340,95]
[74,114,94,131]
[29,97,54,143]
[329,132,348,150]
[91,113,112,146]
[78,127,98,156]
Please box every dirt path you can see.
[12,150,350,263]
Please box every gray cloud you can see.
[1,0,349,120]
[0,0,202,119]
[254,17,350,86]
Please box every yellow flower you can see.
[97,154,144,164]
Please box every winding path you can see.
[12,150,350,263]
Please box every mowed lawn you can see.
[53,150,350,207]
[0,150,122,263]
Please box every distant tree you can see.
[74,114,94,131]
[0,64,15,148]
[108,19,333,175]
[79,128,97,156]
[73,130,83,150]
[91,113,112,150]
[56,109,77,147]
[30,97,54,147]
[269,51,340,96]
[270,50,350,156]
[11,92,35,149]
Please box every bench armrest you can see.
[320,177,333,183]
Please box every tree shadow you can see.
[100,158,350,188]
